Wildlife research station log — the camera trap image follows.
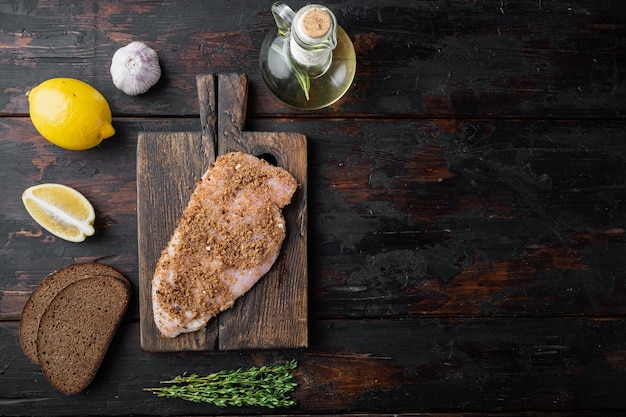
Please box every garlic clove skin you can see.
[110,41,161,96]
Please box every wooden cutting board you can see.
[137,74,307,352]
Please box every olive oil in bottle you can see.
[260,3,356,110]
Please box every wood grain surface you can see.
[1,1,625,416]
[0,0,623,119]
[2,318,626,415]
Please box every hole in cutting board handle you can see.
[257,153,278,166]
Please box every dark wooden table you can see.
[1,1,625,416]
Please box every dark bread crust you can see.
[20,263,126,365]
[36,275,131,395]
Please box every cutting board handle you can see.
[196,74,217,151]
[196,73,250,155]
[218,73,248,140]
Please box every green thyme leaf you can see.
[144,360,298,408]
[291,62,311,101]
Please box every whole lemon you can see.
[27,78,115,150]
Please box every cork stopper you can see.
[301,8,331,39]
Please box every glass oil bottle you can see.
[260,2,356,110]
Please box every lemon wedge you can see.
[22,183,96,242]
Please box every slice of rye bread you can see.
[36,275,131,395]
[20,263,127,365]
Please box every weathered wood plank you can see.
[0,0,624,118]
[2,117,625,321]
[1,318,626,415]
[255,117,626,319]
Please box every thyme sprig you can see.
[144,360,298,408]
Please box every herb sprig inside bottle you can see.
[144,360,298,408]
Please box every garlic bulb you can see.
[110,41,161,96]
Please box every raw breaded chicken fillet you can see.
[152,152,297,338]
